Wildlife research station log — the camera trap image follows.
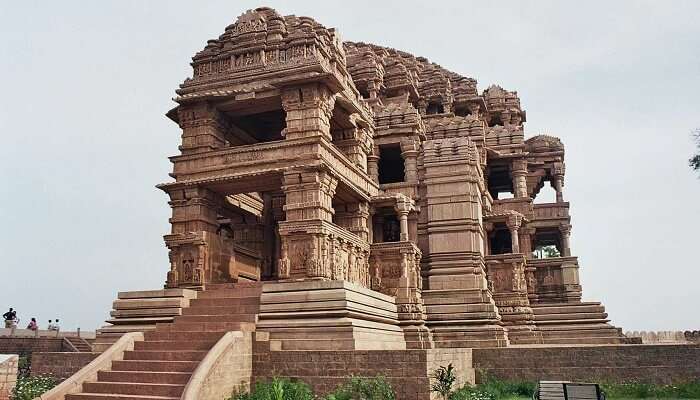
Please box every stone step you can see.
[534,312,608,321]
[154,321,255,332]
[539,336,627,344]
[97,371,191,385]
[111,360,199,373]
[134,340,217,351]
[535,318,610,325]
[66,394,178,400]
[197,288,262,299]
[190,297,260,307]
[174,314,257,323]
[182,304,260,315]
[82,382,184,398]
[144,330,225,341]
[123,350,207,362]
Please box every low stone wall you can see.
[0,337,66,354]
[253,339,473,400]
[0,355,18,400]
[472,344,700,384]
[31,352,99,381]
[626,331,690,344]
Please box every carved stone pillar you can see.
[400,139,419,183]
[553,162,565,203]
[164,187,234,288]
[367,151,379,183]
[512,159,528,198]
[176,102,228,154]
[278,168,338,279]
[506,214,523,254]
[281,83,335,141]
[560,223,572,257]
[521,227,536,259]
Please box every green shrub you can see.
[432,364,458,400]
[17,354,31,378]
[449,386,495,400]
[231,378,314,400]
[11,375,57,400]
[601,381,700,399]
[325,376,395,400]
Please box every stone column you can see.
[401,139,419,183]
[521,227,536,259]
[278,169,338,279]
[483,222,494,256]
[560,223,572,257]
[366,152,379,183]
[511,159,528,198]
[553,162,565,203]
[395,200,411,241]
[281,83,335,141]
[176,102,229,154]
[506,214,523,254]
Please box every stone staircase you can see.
[531,301,630,344]
[65,337,94,352]
[66,283,262,400]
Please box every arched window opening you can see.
[533,180,557,204]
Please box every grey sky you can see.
[1,1,698,332]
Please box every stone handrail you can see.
[181,331,253,400]
[34,332,143,400]
[533,202,570,219]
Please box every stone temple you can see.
[46,6,679,400]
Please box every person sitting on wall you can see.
[47,319,55,330]
[53,319,61,331]
[3,308,17,328]
[27,318,38,331]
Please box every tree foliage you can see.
[431,364,457,400]
[690,128,700,172]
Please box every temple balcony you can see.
[369,240,422,298]
[525,256,582,304]
[492,198,534,219]
[159,136,379,200]
[531,202,570,229]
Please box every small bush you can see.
[231,378,314,400]
[449,386,495,400]
[601,381,700,399]
[325,376,395,400]
[12,375,57,400]
[432,364,458,400]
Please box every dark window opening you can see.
[228,109,286,145]
[426,102,444,115]
[532,229,562,259]
[455,107,471,117]
[490,114,503,126]
[382,215,400,242]
[487,163,513,199]
[490,227,512,255]
[378,145,405,184]
[358,87,371,99]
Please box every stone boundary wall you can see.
[252,340,473,400]
[0,355,18,400]
[625,330,698,344]
[31,352,99,380]
[0,338,67,355]
[472,344,700,384]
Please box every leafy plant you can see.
[449,386,495,400]
[325,376,395,400]
[601,381,700,399]
[231,378,314,400]
[17,354,31,378]
[11,375,57,400]
[432,364,457,400]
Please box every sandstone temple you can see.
[36,7,691,400]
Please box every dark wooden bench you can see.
[534,381,604,400]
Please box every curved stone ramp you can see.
[34,332,143,400]
[38,284,261,400]
[181,331,253,400]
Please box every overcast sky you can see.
[1,1,699,332]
